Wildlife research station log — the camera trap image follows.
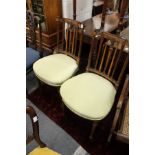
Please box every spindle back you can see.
[87,32,128,89]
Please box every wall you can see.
[62,0,93,22]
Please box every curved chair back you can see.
[87,32,128,89]
[55,17,84,64]
[26,106,46,148]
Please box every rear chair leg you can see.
[89,121,99,140]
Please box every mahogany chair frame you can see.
[101,0,129,31]
[55,17,84,65]
[107,74,129,143]
[118,0,129,22]
[26,10,42,53]
[26,10,43,96]
[26,106,46,148]
[73,0,76,20]
[86,32,128,139]
[26,10,43,73]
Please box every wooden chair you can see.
[101,0,129,32]
[60,32,128,139]
[33,17,84,87]
[26,106,60,155]
[108,75,129,143]
[118,0,129,30]
[26,10,43,74]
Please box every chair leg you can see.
[26,89,29,98]
[37,78,43,94]
[37,78,42,88]
[89,121,99,140]
[107,131,113,143]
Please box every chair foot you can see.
[26,89,30,98]
[89,121,99,140]
[107,132,113,143]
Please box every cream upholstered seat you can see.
[29,147,60,155]
[60,72,116,120]
[33,54,78,86]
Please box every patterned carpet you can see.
[28,83,129,155]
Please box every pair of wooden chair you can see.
[32,16,128,139]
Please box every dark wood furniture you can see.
[108,75,129,143]
[118,0,129,23]
[26,106,46,147]
[26,10,43,96]
[73,0,76,20]
[26,10,43,76]
[102,0,129,31]
[26,0,62,52]
[26,10,42,57]
[82,13,121,44]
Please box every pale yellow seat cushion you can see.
[33,54,78,86]
[28,147,61,155]
[60,73,116,120]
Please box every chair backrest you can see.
[56,17,84,64]
[118,0,129,23]
[26,106,46,148]
[86,32,128,89]
[101,0,128,27]
[26,10,42,53]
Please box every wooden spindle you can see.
[104,47,113,72]
[77,28,84,60]
[95,38,104,69]
[117,54,128,83]
[65,27,69,53]
[73,27,78,56]
[111,49,121,79]
[71,27,76,54]
[69,27,73,53]
[99,44,107,72]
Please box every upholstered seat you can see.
[26,47,40,70]
[29,147,60,155]
[60,72,116,120]
[33,54,78,86]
